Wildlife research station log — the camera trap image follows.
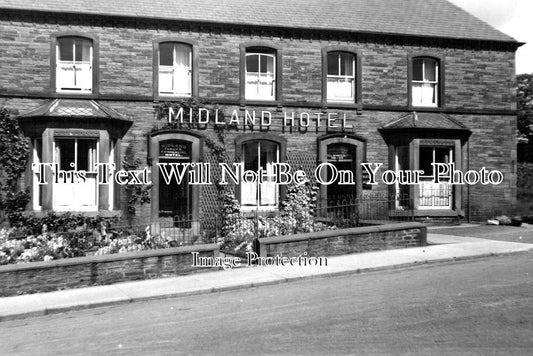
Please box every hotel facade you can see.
[0,0,521,224]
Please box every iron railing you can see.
[4,191,479,247]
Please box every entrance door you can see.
[326,143,357,206]
[158,140,192,221]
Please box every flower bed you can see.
[0,225,187,266]
[0,243,219,297]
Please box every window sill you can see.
[241,209,279,218]
[410,104,439,109]
[323,101,362,110]
[54,92,98,100]
[23,210,122,218]
[156,94,193,100]
[241,99,280,107]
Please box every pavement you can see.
[1,224,533,322]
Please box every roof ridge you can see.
[0,0,519,43]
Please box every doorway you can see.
[158,139,192,221]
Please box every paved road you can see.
[431,224,533,244]
[1,252,532,355]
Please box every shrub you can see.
[517,163,533,217]
[218,181,335,254]
[2,190,31,227]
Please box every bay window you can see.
[418,146,453,209]
[53,138,98,211]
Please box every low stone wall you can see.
[258,222,427,258]
[0,244,219,297]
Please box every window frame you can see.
[322,46,362,106]
[240,140,280,210]
[153,39,198,99]
[32,138,43,211]
[51,32,99,96]
[52,136,100,211]
[389,138,461,212]
[235,133,287,211]
[416,143,455,210]
[408,54,445,108]
[240,43,282,104]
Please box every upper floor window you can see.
[158,42,192,97]
[56,37,93,93]
[327,52,355,102]
[245,49,276,101]
[411,57,439,107]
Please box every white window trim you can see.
[327,52,355,102]
[108,140,115,210]
[240,140,279,211]
[56,38,93,93]
[52,138,99,211]
[412,58,439,107]
[418,146,453,210]
[158,43,192,97]
[394,146,410,210]
[32,139,42,211]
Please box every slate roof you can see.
[18,99,131,122]
[381,112,469,131]
[0,0,517,43]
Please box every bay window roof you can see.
[381,112,469,131]
[17,99,132,137]
[379,112,472,144]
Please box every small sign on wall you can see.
[159,140,191,159]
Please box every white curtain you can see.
[327,77,354,101]
[57,38,92,91]
[241,182,257,205]
[412,83,435,105]
[246,54,275,100]
[158,43,191,95]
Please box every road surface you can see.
[1,252,532,355]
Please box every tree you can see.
[0,108,29,190]
[517,73,533,139]
[0,108,30,224]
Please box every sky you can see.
[448,0,533,74]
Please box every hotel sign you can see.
[165,107,354,130]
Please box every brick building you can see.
[0,0,521,224]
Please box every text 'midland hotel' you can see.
[0,0,522,224]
